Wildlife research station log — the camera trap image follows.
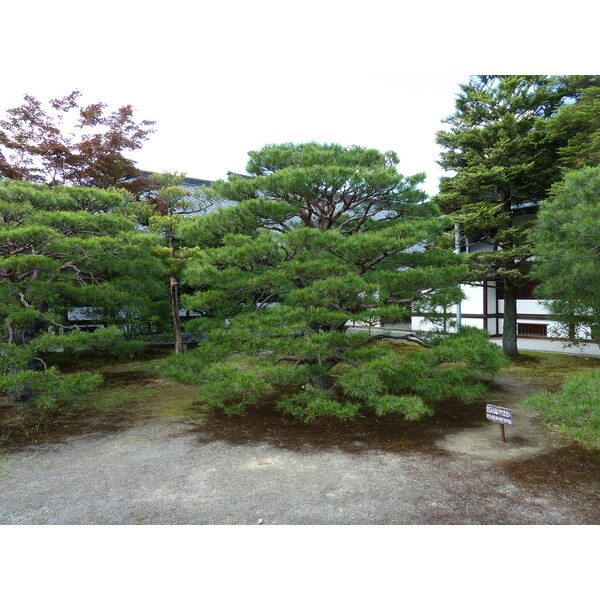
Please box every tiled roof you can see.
[226,171,254,180]
[138,171,213,189]
[138,170,237,211]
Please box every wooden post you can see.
[486,404,512,443]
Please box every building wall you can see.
[461,284,484,314]
[413,282,568,340]
[498,299,551,315]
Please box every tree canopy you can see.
[530,166,600,346]
[0,90,154,189]
[542,77,600,171]
[0,179,165,404]
[161,143,507,422]
[211,142,433,232]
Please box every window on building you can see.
[517,323,548,337]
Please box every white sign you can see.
[486,404,512,426]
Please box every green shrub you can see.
[277,389,361,422]
[0,326,146,407]
[524,369,600,449]
[365,394,432,420]
[429,326,510,374]
[162,327,507,422]
[0,367,104,408]
[197,364,273,416]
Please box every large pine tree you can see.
[161,143,507,422]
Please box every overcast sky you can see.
[4,1,596,198]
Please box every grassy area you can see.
[523,369,600,450]
[503,352,600,449]
[0,353,202,449]
[501,351,600,389]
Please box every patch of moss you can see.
[84,386,157,409]
[0,354,203,449]
[151,380,208,423]
[502,352,600,390]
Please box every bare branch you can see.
[33,356,49,371]
[357,248,400,275]
[18,292,30,308]
[368,333,430,347]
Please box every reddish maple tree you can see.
[0,90,155,188]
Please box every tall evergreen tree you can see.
[435,76,580,357]
[543,77,600,171]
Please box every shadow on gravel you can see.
[0,368,161,451]
[0,402,152,451]
[0,350,171,451]
[502,444,600,522]
[503,444,600,489]
[184,376,546,455]
[187,396,485,455]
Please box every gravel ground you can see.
[1,376,598,525]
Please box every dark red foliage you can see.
[149,194,170,216]
[118,176,163,200]
[0,90,155,189]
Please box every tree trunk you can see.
[502,281,520,358]
[170,275,183,354]
[7,373,33,404]
[309,373,335,390]
[568,302,576,339]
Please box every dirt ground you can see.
[1,366,599,525]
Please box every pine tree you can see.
[0,179,165,404]
[543,76,600,171]
[161,143,507,422]
[530,166,600,346]
[148,171,213,353]
[435,76,578,357]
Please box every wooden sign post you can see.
[486,404,512,442]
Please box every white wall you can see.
[460,284,483,314]
[468,240,494,252]
[411,316,454,333]
[487,281,497,314]
[498,299,551,315]
[461,317,485,329]
[516,299,551,315]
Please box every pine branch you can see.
[368,333,430,347]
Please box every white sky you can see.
[3,1,596,197]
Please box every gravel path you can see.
[1,377,598,525]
